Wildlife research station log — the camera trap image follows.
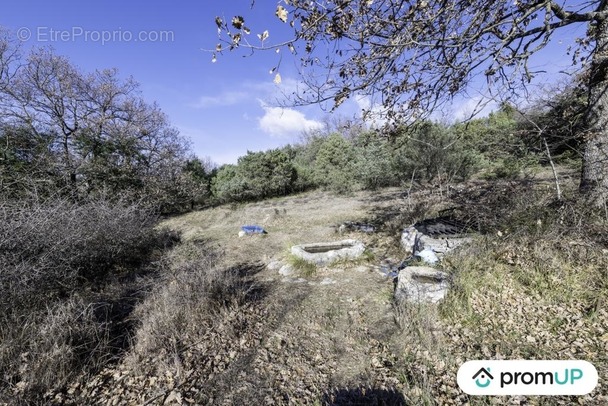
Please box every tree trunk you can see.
[581,13,608,208]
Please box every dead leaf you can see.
[258,30,269,42]
[276,5,289,23]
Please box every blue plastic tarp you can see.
[241,225,267,234]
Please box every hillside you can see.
[13,169,608,405]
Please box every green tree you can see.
[314,133,357,193]
[449,104,525,178]
[211,164,248,203]
[237,149,297,199]
[392,121,483,183]
[213,1,608,206]
[0,126,61,198]
[353,132,397,189]
[290,135,326,192]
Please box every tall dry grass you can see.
[0,197,173,404]
[392,176,608,404]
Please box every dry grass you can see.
[125,240,264,370]
[388,168,608,405]
[18,167,608,405]
[161,190,371,259]
[285,253,318,276]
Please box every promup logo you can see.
[457,360,598,395]
[472,367,494,388]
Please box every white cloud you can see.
[191,76,303,110]
[191,90,249,108]
[257,102,323,138]
[451,96,498,122]
[354,94,388,128]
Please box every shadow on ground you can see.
[322,386,407,405]
[361,177,568,238]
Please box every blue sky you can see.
[1,1,589,164]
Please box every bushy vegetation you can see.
[0,33,214,403]
[0,196,177,403]
[211,149,296,203]
[0,34,209,214]
[0,26,593,404]
[209,100,584,203]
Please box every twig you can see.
[405,168,416,208]
[542,137,561,201]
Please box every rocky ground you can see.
[38,172,608,405]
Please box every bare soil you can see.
[158,189,420,404]
[42,170,608,405]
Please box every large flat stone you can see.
[291,239,365,266]
[418,234,472,254]
[401,225,472,259]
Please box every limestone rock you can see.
[401,225,472,260]
[418,234,472,254]
[395,266,450,303]
[279,264,295,276]
[400,226,420,257]
[290,240,365,266]
[415,248,439,265]
[267,260,283,271]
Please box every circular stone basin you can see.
[291,239,365,266]
[395,266,449,303]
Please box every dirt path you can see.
[211,262,404,404]
[158,190,420,404]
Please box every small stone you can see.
[320,277,337,285]
[267,260,283,271]
[279,265,295,276]
[164,390,182,405]
[371,357,383,368]
[400,226,419,257]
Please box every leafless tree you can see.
[212,0,608,207]
[0,31,190,202]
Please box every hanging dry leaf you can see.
[258,30,269,42]
[274,73,282,84]
[276,5,288,23]
[231,16,245,30]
